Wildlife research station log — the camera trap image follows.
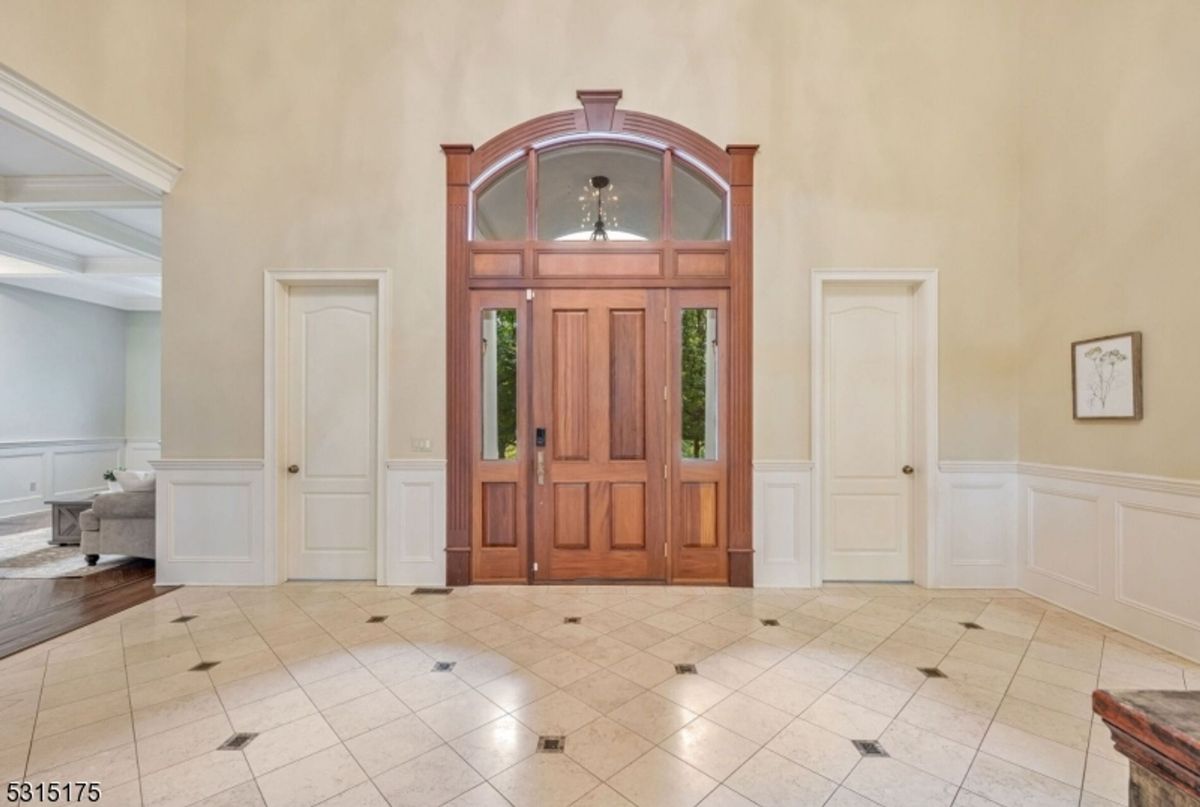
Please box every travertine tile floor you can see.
[2,582,1197,807]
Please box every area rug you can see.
[0,527,128,579]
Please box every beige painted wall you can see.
[1019,0,1200,479]
[162,0,1022,463]
[0,0,186,161]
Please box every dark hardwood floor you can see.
[0,512,175,660]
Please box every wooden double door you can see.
[470,287,728,583]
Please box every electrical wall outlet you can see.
[411,438,432,453]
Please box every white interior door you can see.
[286,285,377,580]
[823,284,914,581]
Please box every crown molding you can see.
[0,174,158,208]
[0,63,182,195]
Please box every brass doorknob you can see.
[902,465,914,475]
[287,464,300,474]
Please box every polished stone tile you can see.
[255,744,367,807]
[344,714,441,776]
[489,751,599,807]
[703,691,791,744]
[566,717,654,780]
[607,747,718,807]
[372,744,482,807]
[725,748,837,807]
[450,715,538,778]
[766,718,862,782]
[662,717,759,780]
[843,756,958,807]
[609,691,697,743]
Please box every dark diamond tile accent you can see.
[432,661,456,672]
[852,739,888,757]
[760,618,780,627]
[537,736,565,753]
[674,664,698,675]
[563,617,582,624]
[218,732,257,751]
[960,621,983,630]
[412,587,453,595]
[171,615,197,624]
[190,661,220,672]
[367,615,388,623]
[917,666,946,678]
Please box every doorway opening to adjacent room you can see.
[811,270,938,586]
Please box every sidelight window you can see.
[680,308,718,459]
[481,309,518,459]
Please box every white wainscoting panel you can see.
[936,462,1017,588]
[753,461,814,587]
[1018,463,1200,662]
[151,459,265,585]
[0,439,122,517]
[125,440,161,471]
[385,460,446,586]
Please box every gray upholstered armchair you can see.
[79,490,156,564]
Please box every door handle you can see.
[287,464,300,474]
[902,465,914,475]
[536,451,545,485]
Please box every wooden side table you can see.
[44,495,97,546]
[1094,689,1200,806]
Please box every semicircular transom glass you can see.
[537,145,662,241]
[474,160,527,240]
[672,160,726,241]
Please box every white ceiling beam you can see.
[0,231,82,273]
[83,256,161,276]
[0,175,158,208]
[14,208,160,258]
[0,65,182,195]
[0,275,160,311]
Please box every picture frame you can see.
[1071,331,1142,421]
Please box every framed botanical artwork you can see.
[1072,331,1142,420]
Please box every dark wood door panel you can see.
[533,288,666,581]
[470,290,529,583]
[552,310,590,460]
[609,310,647,460]
[670,289,730,583]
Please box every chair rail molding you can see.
[0,64,182,194]
[149,458,265,586]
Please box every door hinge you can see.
[663,304,668,323]
[532,561,539,572]
[663,385,668,401]
[663,463,669,480]
[526,289,534,301]
[664,542,668,558]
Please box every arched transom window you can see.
[473,140,728,242]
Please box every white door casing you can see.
[822,284,914,581]
[286,285,378,580]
